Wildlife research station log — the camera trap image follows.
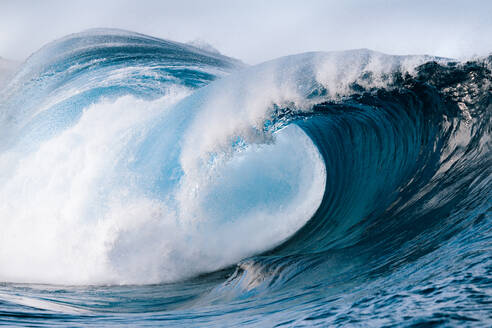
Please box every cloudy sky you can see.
[0,0,490,64]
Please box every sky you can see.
[0,0,491,65]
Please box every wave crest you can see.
[0,30,490,289]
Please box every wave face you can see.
[0,29,490,326]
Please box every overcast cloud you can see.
[0,0,491,64]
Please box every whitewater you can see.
[0,29,490,327]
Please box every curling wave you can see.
[0,29,490,327]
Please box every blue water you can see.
[0,29,490,327]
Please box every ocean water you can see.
[0,29,490,327]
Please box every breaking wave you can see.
[0,29,490,327]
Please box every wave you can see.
[0,28,490,302]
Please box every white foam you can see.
[0,92,325,285]
[0,94,184,284]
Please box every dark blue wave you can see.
[0,29,490,327]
